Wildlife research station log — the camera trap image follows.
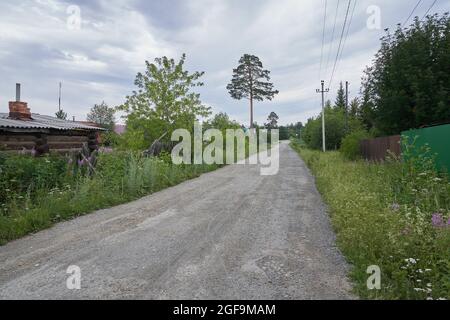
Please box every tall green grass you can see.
[0,152,218,245]
[291,139,450,300]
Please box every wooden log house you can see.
[0,84,105,156]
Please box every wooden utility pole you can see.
[316,80,329,152]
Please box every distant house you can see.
[0,84,104,156]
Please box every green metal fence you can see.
[402,124,450,173]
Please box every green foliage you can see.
[0,155,68,209]
[361,13,450,135]
[264,112,279,129]
[100,131,120,147]
[227,54,279,102]
[0,152,218,244]
[302,107,363,150]
[87,101,116,130]
[204,112,241,131]
[335,82,346,110]
[291,143,450,300]
[340,130,371,160]
[118,54,211,150]
[227,54,279,127]
[279,126,290,140]
[55,109,68,120]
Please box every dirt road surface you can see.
[0,142,354,299]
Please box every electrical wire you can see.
[324,0,341,79]
[403,0,423,27]
[422,0,438,19]
[328,0,352,90]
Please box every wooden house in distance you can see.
[0,84,105,156]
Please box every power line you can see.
[403,0,423,27]
[333,0,357,91]
[328,0,352,90]
[324,0,341,78]
[422,0,438,19]
[319,0,328,80]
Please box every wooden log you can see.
[49,148,83,155]
[47,143,86,150]
[47,136,88,143]
[0,141,36,148]
[0,135,37,142]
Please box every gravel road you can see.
[0,142,354,300]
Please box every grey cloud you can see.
[1,0,449,125]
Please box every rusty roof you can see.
[0,113,105,131]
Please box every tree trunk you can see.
[250,96,254,128]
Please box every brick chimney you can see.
[9,83,32,120]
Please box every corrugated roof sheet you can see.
[0,113,105,131]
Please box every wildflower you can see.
[425,269,432,272]
[427,283,432,287]
[432,213,445,228]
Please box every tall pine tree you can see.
[334,82,346,110]
[227,54,279,128]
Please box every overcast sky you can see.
[0,0,449,126]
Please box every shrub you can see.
[340,130,370,160]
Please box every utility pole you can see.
[316,80,329,152]
[345,81,349,133]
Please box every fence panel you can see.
[402,124,450,173]
[360,135,401,161]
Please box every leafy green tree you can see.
[265,112,279,129]
[227,54,279,128]
[279,126,290,140]
[289,122,304,138]
[55,109,67,120]
[205,112,241,131]
[361,13,450,135]
[302,108,364,150]
[87,102,116,130]
[118,54,211,150]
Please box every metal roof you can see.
[0,113,105,131]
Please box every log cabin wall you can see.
[0,130,96,155]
